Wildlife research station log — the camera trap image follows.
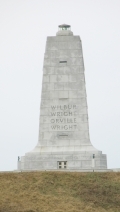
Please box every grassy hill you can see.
[0,171,120,212]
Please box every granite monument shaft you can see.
[18,24,107,171]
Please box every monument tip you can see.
[57,24,73,36]
[58,24,71,31]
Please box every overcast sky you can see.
[0,0,120,171]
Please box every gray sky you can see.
[0,0,120,171]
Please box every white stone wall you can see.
[38,35,90,149]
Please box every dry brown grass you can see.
[0,172,120,212]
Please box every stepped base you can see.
[18,150,107,171]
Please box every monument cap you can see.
[58,24,71,30]
[57,23,73,36]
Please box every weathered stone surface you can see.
[18,26,107,171]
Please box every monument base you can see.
[18,147,107,171]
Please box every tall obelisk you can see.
[18,24,107,171]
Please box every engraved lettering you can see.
[60,119,64,123]
[57,112,61,116]
[64,112,68,116]
[68,105,72,109]
[51,106,56,110]
[51,119,55,123]
[64,125,68,130]
[56,119,60,123]
[50,104,77,131]
[69,125,73,129]
[64,105,67,110]
[61,125,64,130]
[51,126,57,130]
[57,105,61,110]
[51,112,56,116]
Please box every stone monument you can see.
[18,24,107,171]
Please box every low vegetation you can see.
[0,171,120,212]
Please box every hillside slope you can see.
[0,172,120,212]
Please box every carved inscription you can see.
[50,105,77,131]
